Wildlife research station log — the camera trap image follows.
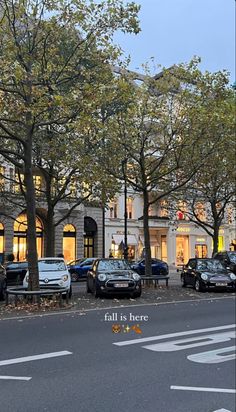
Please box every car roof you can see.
[38,257,65,261]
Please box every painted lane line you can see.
[142,332,236,352]
[0,375,31,381]
[187,345,236,364]
[113,324,236,346]
[0,350,72,367]
[170,386,236,394]
[212,409,231,412]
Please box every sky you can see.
[114,0,235,82]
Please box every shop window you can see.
[13,213,43,261]
[127,197,133,219]
[0,222,4,263]
[195,244,207,258]
[161,235,167,262]
[84,217,97,258]
[176,236,189,266]
[63,224,76,263]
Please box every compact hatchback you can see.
[23,257,72,297]
[180,258,236,292]
[87,258,142,298]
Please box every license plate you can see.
[114,283,128,288]
[215,282,226,286]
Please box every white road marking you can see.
[142,332,235,352]
[187,346,236,364]
[0,375,31,381]
[212,409,232,412]
[170,386,236,394]
[0,350,72,367]
[113,324,236,346]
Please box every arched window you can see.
[0,222,4,263]
[13,213,43,261]
[63,224,76,263]
[84,217,97,258]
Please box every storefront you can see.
[13,213,43,261]
[195,237,208,258]
[63,224,76,262]
[176,235,189,266]
[110,233,138,259]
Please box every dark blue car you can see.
[68,258,97,282]
[131,258,169,276]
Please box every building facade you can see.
[105,190,236,268]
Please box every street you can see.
[0,296,235,412]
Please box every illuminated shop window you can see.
[63,224,76,263]
[0,222,4,254]
[13,213,43,261]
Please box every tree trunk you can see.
[24,144,39,291]
[143,189,152,276]
[45,208,55,256]
[212,224,219,256]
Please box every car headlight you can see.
[201,273,208,281]
[230,273,236,280]
[62,275,68,282]
[98,273,107,281]
[132,273,141,281]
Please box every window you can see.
[109,200,118,219]
[14,173,25,194]
[160,200,169,217]
[33,175,42,192]
[63,224,76,263]
[0,222,4,256]
[0,167,5,191]
[127,197,133,219]
[195,202,206,222]
[177,201,187,220]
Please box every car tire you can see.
[181,275,186,288]
[195,278,205,292]
[71,272,79,282]
[94,286,101,298]
[86,282,92,293]
[132,291,141,298]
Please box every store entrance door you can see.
[195,244,207,258]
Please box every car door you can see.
[138,260,145,275]
[185,259,196,285]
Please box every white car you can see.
[23,257,72,298]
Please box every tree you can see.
[100,60,227,275]
[0,0,140,289]
[170,84,235,256]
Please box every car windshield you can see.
[228,252,236,264]
[98,260,130,271]
[38,260,66,272]
[197,260,225,271]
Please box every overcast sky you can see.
[114,0,235,82]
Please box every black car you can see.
[180,258,236,292]
[0,264,7,301]
[87,258,142,298]
[5,261,28,286]
[213,251,236,274]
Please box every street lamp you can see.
[122,159,128,260]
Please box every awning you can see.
[139,235,160,247]
[112,234,138,245]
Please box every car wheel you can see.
[86,282,92,293]
[132,291,141,298]
[94,286,101,298]
[181,275,186,288]
[195,278,204,292]
[71,272,79,282]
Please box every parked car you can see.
[23,257,72,298]
[5,261,28,286]
[131,258,169,276]
[68,257,97,282]
[87,258,142,298]
[0,264,7,301]
[213,251,236,274]
[180,258,236,292]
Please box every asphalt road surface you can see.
[0,296,235,412]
